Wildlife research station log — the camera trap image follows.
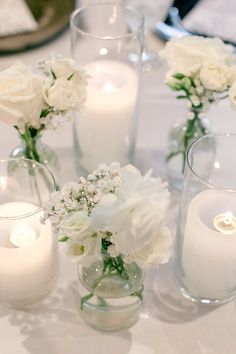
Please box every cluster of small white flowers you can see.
[43,162,171,270]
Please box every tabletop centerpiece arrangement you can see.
[161,35,236,191]
[43,162,171,331]
[0,55,88,182]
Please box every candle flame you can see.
[213,212,236,235]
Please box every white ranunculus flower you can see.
[161,36,234,76]
[199,60,230,91]
[0,61,44,128]
[124,227,171,270]
[229,82,236,107]
[61,234,101,266]
[59,211,94,241]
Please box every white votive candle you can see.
[0,202,56,307]
[77,60,138,171]
[182,189,236,299]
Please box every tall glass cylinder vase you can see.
[0,158,57,308]
[173,134,236,304]
[70,3,144,174]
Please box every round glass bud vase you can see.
[10,136,60,185]
[77,260,144,331]
[166,115,211,192]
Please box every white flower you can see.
[228,65,236,86]
[43,77,86,111]
[229,82,236,108]
[59,211,94,240]
[42,56,88,112]
[92,165,171,268]
[161,36,234,76]
[199,60,230,91]
[124,227,171,270]
[61,234,101,266]
[0,61,44,128]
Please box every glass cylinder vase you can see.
[166,114,211,192]
[0,158,57,308]
[76,259,144,331]
[70,3,144,174]
[173,134,236,304]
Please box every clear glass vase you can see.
[70,3,144,174]
[0,158,58,308]
[166,115,211,192]
[173,134,236,305]
[76,259,144,331]
[10,134,60,185]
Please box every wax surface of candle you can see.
[10,225,37,247]
[182,189,236,299]
[76,60,138,172]
[0,202,56,306]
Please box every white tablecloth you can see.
[0,4,236,354]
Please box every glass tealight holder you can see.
[70,3,144,174]
[0,158,57,308]
[173,134,236,304]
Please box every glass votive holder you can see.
[0,158,57,308]
[70,2,144,174]
[173,134,236,304]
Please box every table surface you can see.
[1,3,236,354]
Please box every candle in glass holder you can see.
[0,201,56,307]
[182,189,236,300]
[77,60,138,172]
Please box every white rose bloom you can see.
[43,77,87,111]
[0,61,44,128]
[200,60,230,91]
[229,82,236,107]
[92,165,171,265]
[124,227,171,270]
[161,36,234,76]
[61,234,101,266]
[42,56,88,112]
[228,65,236,86]
[59,211,94,241]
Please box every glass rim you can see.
[70,2,145,41]
[0,157,56,220]
[186,132,236,192]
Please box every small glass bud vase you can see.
[10,134,60,185]
[76,258,144,331]
[166,112,210,192]
[173,134,236,305]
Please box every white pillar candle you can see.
[182,189,236,299]
[0,202,56,307]
[77,60,138,172]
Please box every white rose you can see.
[0,61,44,128]
[229,82,236,107]
[161,36,234,76]
[59,211,94,241]
[124,227,171,270]
[228,65,236,86]
[200,60,230,91]
[92,166,170,266]
[61,234,101,266]
[43,76,87,111]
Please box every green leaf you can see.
[67,73,74,81]
[176,95,187,99]
[51,68,57,80]
[59,235,70,242]
[173,73,185,80]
